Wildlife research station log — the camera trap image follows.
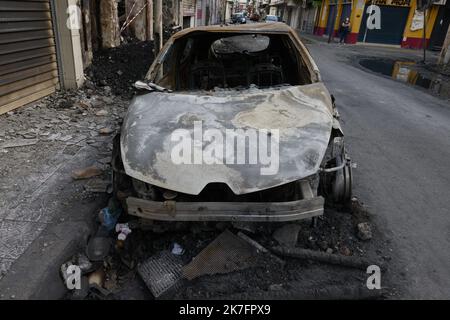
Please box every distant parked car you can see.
[250,13,260,21]
[231,12,246,24]
[264,15,281,22]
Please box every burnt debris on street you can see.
[1,0,450,303]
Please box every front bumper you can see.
[126,195,324,222]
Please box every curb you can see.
[0,221,92,300]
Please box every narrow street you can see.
[1,0,450,303]
[304,38,450,298]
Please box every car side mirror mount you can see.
[134,80,171,93]
[134,80,154,91]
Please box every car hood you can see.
[121,83,333,195]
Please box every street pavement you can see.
[304,36,450,298]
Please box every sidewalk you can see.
[297,31,441,63]
[0,85,126,297]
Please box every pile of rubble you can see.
[0,85,126,151]
[0,83,129,221]
[60,193,385,300]
[85,41,154,99]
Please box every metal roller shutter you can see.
[0,0,59,115]
[358,4,410,45]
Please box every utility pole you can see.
[146,0,153,41]
[363,0,375,43]
[422,3,427,63]
[155,0,163,52]
[420,0,431,64]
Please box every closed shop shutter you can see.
[0,0,59,115]
[358,4,410,45]
[325,4,336,35]
[183,0,195,16]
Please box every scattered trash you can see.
[269,283,283,291]
[232,221,256,233]
[84,179,111,193]
[72,166,103,180]
[171,242,185,256]
[272,224,301,247]
[339,246,352,256]
[115,223,132,241]
[237,232,285,265]
[88,283,114,300]
[356,222,373,241]
[271,246,383,270]
[99,127,114,135]
[88,268,106,287]
[103,269,119,292]
[98,198,123,231]
[70,276,90,300]
[95,109,108,116]
[138,251,184,298]
[58,135,73,142]
[76,253,94,274]
[0,138,38,149]
[86,237,112,262]
[182,230,262,281]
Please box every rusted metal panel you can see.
[0,0,58,113]
[0,1,50,11]
[0,55,56,76]
[0,38,54,55]
[0,29,54,44]
[0,21,52,33]
[0,47,56,65]
[0,70,57,96]
[0,78,57,106]
[126,196,324,222]
[0,10,51,22]
[0,86,55,115]
[0,62,57,86]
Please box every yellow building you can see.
[314,0,445,49]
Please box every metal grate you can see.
[182,230,261,281]
[137,250,184,298]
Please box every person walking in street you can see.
[339,17,351,44]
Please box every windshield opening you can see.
[150,31,312,91]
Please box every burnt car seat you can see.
[247,63,284,87]
[189,61,226,90]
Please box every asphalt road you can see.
[307,41,450,298]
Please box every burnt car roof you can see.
[172,22,294,39]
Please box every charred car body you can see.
[112,23,352,223]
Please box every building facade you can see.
[314,0,449,49]
[267,0,320,32]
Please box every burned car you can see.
[112,23,352,223]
